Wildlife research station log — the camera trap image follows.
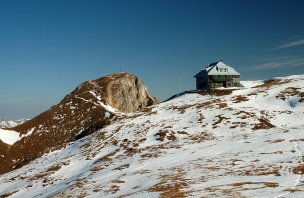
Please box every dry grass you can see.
[197,89,237,96]
[29,172,52,181]
[230,122,247,129]
[171,104,196,114]
[155,130,168,141]
[104,185,120,194]
[205,188,246,197]
[293,164,304,174]
[141,107,158,116]
[27,168,64,187]
[0,190,19,198]
[91,166,105,172]
[231,181,279,188]
[279,110,292,114]
[234,110,255,119]
[290,139,304,142]
[212,115,230,128]
[141,153,160,159]
[46,164,62,172]
[177,131,189,135]
[243,165,281,176]
[189,132,215,143]
[73,181,85,188]
[276,87,304,103]
[252,117,275,130]
[112,179,125,183]
[154,130,177,142]
[196,99,221,109]
[94,150,118,164]
[148,167,193,198]
[92,187,102,193]
[269,139,285,143]
[218,102,228,108]
[204,181,279,197]
[233,96,249,103]
[113,164,130,171]
[283,188,302,192]
[247,92,258,96]
[253,79,291,88]
[259,151,283,155]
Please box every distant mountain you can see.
[1,74,304,197]
[0,118,27,128]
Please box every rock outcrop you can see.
[0,73,158,174]
[67,72,159,113]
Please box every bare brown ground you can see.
[212,115,231,128]
[252,117,275,130]
[233,95,250,103]
[204,181,279,197]
[293,164,304,174]
[276,87,304,103]
[148,167,193,198]
[253,79,291,88]
[0,190,19,198]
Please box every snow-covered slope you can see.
[1,75,304,197]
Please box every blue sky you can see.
[1,0,304,120]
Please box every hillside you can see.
[0,73,158,174]
[1,74,304,197]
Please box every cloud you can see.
[270,38,304,51]
[246,56,304,71]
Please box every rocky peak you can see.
[64,72,159,113]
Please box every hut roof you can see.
[194,60,240,77]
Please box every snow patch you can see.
[241,80,263,88]
[22,128,35,138]
[104,112,111,119]
[0,128,20,145]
